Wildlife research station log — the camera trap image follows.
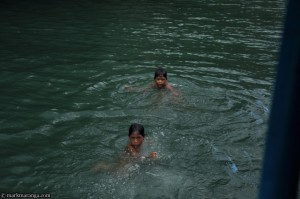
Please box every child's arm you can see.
[124,84,153,93]
[124,85,142,92]
[126,145,157,159]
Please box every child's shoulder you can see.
[166,82,175,89]
[125,144,133,152]
[125,145,138,157]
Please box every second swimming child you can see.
[125,123,157,159]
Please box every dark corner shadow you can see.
[259,0,300,198]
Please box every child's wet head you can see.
[154,68,167,80]
[128,123,145,137]
[128,123,145,148]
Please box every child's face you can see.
[129,132,144,148]
[154,76,167,88]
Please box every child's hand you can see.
[149,151,157,158]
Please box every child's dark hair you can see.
[154,68,167,80]
[128,123,145,137]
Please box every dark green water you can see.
[0,0,287,198]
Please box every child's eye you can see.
[156,78,165,80]
[130,137,142,140]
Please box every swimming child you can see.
[124,68,181,97]
[125,123,157,159]
[149,68,180,96]
[92,123,157,173]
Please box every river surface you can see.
[0,0,287,198]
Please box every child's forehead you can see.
[155,75,166,79]
[130,132,143,136]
